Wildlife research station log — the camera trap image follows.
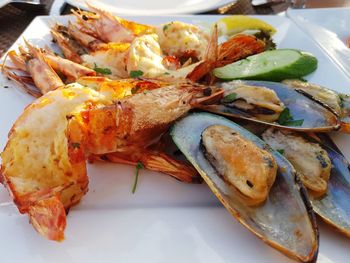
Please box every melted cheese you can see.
[156,21,209,60]
[127,34,167,78]
[1,84,108,195]
[82,44,129,78]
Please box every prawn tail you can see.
[28,196,67,241]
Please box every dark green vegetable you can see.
[130,70,144,78]
[222,93,237,103]
[93,63,112,75]
[278,107,304,127]
[277,149,285,155]
[254,30,276,51]
[214,49,318,81]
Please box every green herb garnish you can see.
[277,149,285,155]
[278,107,292,124]
[278,107,304,127]
[132,161,144,194]
[71,142,80,149]
[222,93,237,103]
[163,22,172,31]
[130,70,144,78]
[93,63,112,75]
[284,119,304,126]
[254,30,276,51]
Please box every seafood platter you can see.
[0,5,350,263]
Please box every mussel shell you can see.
[171,112,318,262]
[309,134,350,237]
[198,81,340,132]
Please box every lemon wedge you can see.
[217,16,276,36]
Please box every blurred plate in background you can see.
[67,0,237,15]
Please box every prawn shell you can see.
[309,134,350,237]
[171,112,318,263]
[199,80,340,132]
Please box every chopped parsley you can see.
[277,149,285,155]
[222,93,237,103]
[130,70,144,78]
[254,30,276,51]
[284,119,304,126]
[163,22,173,31]
[93,63,112,75]
[132,161,144,194]
[278,107,304,127]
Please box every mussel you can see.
[171,112,318,262]
[282,79,350,132]
[261,127,350,237]
[311,134,350,237]
[197,80,340,132]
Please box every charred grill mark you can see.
[316,151,329,168]
[263,156,275,168]
[246,180,254,188]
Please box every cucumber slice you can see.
[214,49,318,81]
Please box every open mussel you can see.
[260,127,350,237]
[171,112,318,262]
[197,80,340,132]
[283,79,350,132]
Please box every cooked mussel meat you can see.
[260,127,350,237]
[262,128,331,197]
[201,125,277,206]
[221,82,285,122]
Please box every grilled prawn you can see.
[51,5,264,81]
[2,41,96,96]
[0,79,222,241]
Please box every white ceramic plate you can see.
[287,8,350,78]
[66,0,236,15]
[0,15,350,263]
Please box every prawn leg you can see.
[92,149,201,183]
